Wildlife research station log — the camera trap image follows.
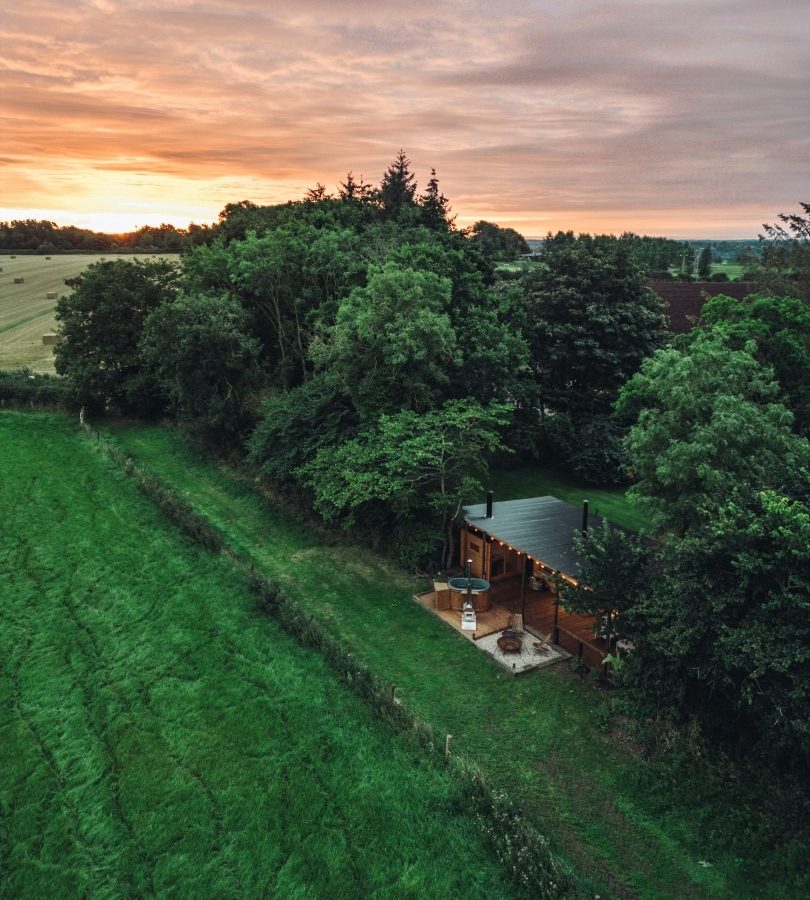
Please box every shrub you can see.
[0,368,74,408]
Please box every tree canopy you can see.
[139,293,264,441]
[697,292,810,434]
[54,258,179,413]
[521,233,667,480]
[468,220,530,260]
[310,264,459,418]
[756,201,810,300]
[615,331,810,762]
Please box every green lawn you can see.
[96,422,808,899]
[710,263,746,279]
[487,466,651,533]
[664,263,748,281]
[0,412,522,899]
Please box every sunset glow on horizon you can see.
[1,1,808,239]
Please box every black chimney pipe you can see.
[581,499,589,533]
[485,490,494,519]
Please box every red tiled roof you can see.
[649,281,755,333]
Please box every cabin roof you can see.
[462,495,605,577]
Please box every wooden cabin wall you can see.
[460,527,487,577]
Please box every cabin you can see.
[451,493,614,670]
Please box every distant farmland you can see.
[0,254,178,372]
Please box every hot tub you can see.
[446,576,491,612]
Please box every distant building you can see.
[648,280,754,333]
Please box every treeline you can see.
[624,234,689,274]
[0,219,216,253]
[52,152,667,569]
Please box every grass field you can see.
[664,263,748,281]
[100,422,810,900]
[710,263,749,279]
[0,412,520,898]
[0,254,177,372]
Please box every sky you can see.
[1,0,808,238]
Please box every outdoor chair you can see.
[505,613,524,634]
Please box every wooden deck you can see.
[416,574,612,671]
[487,576,599,641]
[489,576,611,669]
[414,591,515,641]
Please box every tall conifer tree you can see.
[379,150,417,219]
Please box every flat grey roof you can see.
[462,496,603,577]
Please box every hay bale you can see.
[46,291,57,299]
[42,334,59,346]
[13,276,24,284]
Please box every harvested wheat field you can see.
[0,255,177,372]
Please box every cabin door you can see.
[461,529,486,578]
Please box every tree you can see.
[225,224,365,385]
[468,221,530,260]
[300,399,510,567]
[616,336,810,759]
[247,373,356,487]
[616,335,802,535]
[419,169,453,230]
[679,245,695,277]
[757,201,810,300]
[378,150,417,220]
[625,235,688,275]
[139,293,264,441]
[54,258,178,412]
[627,488,810,759]
[697,293,810,434]
[338,171,360,202]
[338,171,374,204]
[696,246,712,278]
[304,182,331,202]
[309,264,459,419]
[182,240,234,296]
[522,234,667,479]
[564,520,651,640]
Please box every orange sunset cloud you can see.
[1,0,808,237]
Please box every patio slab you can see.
[413,592,570,676]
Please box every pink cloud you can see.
[0,0,807,236]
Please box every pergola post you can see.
[553,579,560,643]
[520,555,528,620]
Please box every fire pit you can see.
[497,631,523,653]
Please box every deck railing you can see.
[554,626,613,681]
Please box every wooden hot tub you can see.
[446,576,492,612]
[449,589,490,612]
